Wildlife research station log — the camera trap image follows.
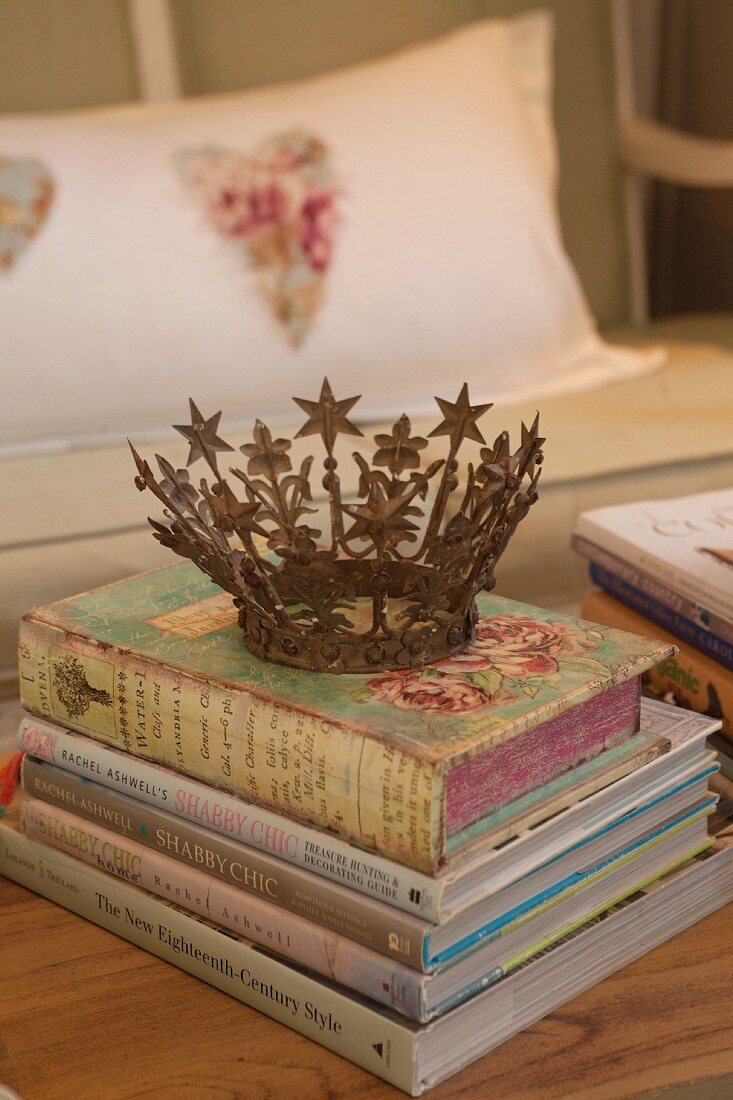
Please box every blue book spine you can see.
[589,563,733,671]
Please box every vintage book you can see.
[20,701,713,923]
[572,533,733,647]
[576,489,733,621]
[581,591,733,742]
[17,791,713,1023]
[2,808,731,1095]
[17,563,673,873]
[20,758,715,977]
[586,562,733,671]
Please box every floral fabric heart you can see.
[0,156,54,273]
[178,130,340,347]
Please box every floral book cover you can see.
[20,562,673,767]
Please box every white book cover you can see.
[576,489,733,618]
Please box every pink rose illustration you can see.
[178,130,341,346]
[368,671,514,714]
[188,157,291,239]
[300,189,337,272]
[468,615,596,678]
[22,725,56,763]
[435,649,494,674]
[436,616,594,678]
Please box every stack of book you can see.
[574,487,733,797]
[2,562,733,1095]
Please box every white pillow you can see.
[0,14,657,457]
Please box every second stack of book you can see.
[574,487,733,796]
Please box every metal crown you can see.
[130,379,544,674]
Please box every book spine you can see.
[17,715,441,921]
[575,520,733,620]
[19,795,427,1021]
[588,563,733,671]
[581,591,733,742]
[573,534,733,645]
[20,757,430,970]
[0,822,417,1094]
[17,616,443,873]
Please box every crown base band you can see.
[239,604,477,675]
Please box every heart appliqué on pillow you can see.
[0,157,54,272]
[178,130,340,347]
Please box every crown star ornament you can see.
[130,380,544,674]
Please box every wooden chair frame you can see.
[613,0,733,324]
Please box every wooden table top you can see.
[1,871,732,1100]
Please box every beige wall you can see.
[0,0,138,111]
[0,0,489,112]
[173,0,483,93]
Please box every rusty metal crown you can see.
[130,379,544,674]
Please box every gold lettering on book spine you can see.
[18,620,441,870]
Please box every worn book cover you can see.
[18,563,673,872]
